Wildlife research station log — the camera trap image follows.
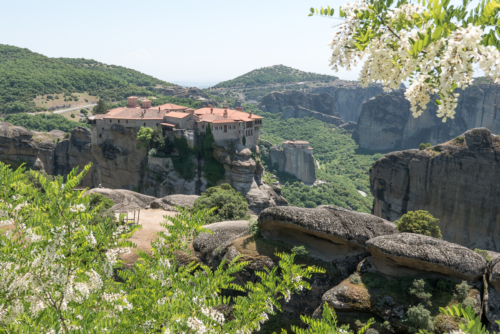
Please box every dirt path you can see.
[120,209,177,266]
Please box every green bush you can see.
[419,143,432,150]
[64,133,70,139]
[454,136,465,144]
[247,218,259,236]
[87,193,115,226]
[70,113,75,118]
[80,108,88,115]
[201,125,225,185]
[291,245,309,258]
[455,281,471,300]
[171,136,196,181]
[473,248,492,261]
[349,273,361,285]
[192,183,249,224]
[396,210,442,239]
[406,304,434,332]
[409,279,432,306]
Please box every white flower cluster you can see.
[328,1,500,122]
[69,204,86,212]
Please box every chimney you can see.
[223,109,228,118]
[249,111,252,118]
[208,104,212,108]
[127,96,138,108]
[210,108,213,114]
[142,99,151,109]
[158,107,161,112]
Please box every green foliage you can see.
[455,136,466,144]
[455,281,471,300]
[439,304,494,334]
[3,113,88,132]
[410,279,433,307]
[201,125,225,185]
[0,162,332,333]
[70,113,75,118]
[148,128,174,156]
[419,143,432,150]
[0,44,176,113]
[291,245,309,258]
[242,134,246,146]
[80,108,88,115]
[349,273,361,285]
[211,65,337,89]
[288,302,374,334]
[247,218,260,236]
[406,304,434,333]
[92,99,108,114]
[192,183,249,224]
[396,210,443,239]
[87,193,115,226]
[258,112,381,213]
[171,135,196,181]
[474,248,492,261]
[136,126,154,149]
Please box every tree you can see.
[396,210,443,238]
[0,163,328,333]
[202,125,225,185]
[136,126,154,149]
[192,183,250,224]
[242,135,246,146]
[92,99,108,114]
[311,0,500,122]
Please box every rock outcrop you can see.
[370,128,500,250]
[0,123,94,185]
[354,83,500,151]
[214,144,288,213]
[311,84,384,122]
[366,233,487,281]
[259,90,343,125]
[150,194,199,211]
[258,206,397,275]
[85,188,157,211]
[91,124,147,190]
[270,140,316,184]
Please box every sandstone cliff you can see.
[311,84,384,122]
[270,142,316,184]
[370,128,500,250]
[354,83,500,151]
[0,123,93,186]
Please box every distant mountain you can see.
[0,44,177,113]
[211,65,338,89]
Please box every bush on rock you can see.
[396,210,442,239]
[192,183,249,224]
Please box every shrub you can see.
[70,113,75,118]
[136,127,154,149]
[349,273,361,285]
[148,148,157,157]
[84,98,89,102]
[454,136,465,144]
[248,218,259,236]
[55,95,59,99]
[419,143,432,150]
[406,304,434,332]
[409,279,432,306]
[192,183,249,224]
[474,248,492,261]
[291,245,309,258]
[242,135,246,146]
[80,108,88,115]
[396,210,442,239]
[455,281,471,300]
[463,297,476,309]
[64,132,70,139]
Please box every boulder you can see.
[150,194,200,211]
[366,233,487,282]
[488,258,500,292]
[85,188,157,211]
[192,220,250,265]
[258,206,397,276]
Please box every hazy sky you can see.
[1,0,354,86]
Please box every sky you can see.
[0,0,354,87]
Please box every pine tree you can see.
[93,99,108,114]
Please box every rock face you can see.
[0,123,94,185]
[354,83,500,151]
[259,90,343,125]
[91,125,147,190]
[270,141,316,184]
[258,206,397,275]
[311,84,384,122]
[366,233,487,281]
[214,144,288,214]
[370,128,500,250]
[150,194,199,211]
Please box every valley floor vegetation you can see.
[0,113,89,133]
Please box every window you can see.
[156,123,159,127]
[144,123,146,126]
[110,120,112,123]
[202,125,205,129]
[118,120,120,123]
[224,125,227,133]
[126,120,128,124]
[102,128,104,130]
[99,134,102,138]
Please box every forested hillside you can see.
[212,64,338,88]
[256,110,383,213]
[1,113,88,132]
[0,44,177,114]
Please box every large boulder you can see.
[151,194,200,211]
[489,258,500,292]
[366,233,487,282]
[258,206,397,276]
[85,188,157,211]
[192,220,250,265]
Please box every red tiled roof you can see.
[157,103,189,111]
[195,107,263,121]
[164,112,191,119]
